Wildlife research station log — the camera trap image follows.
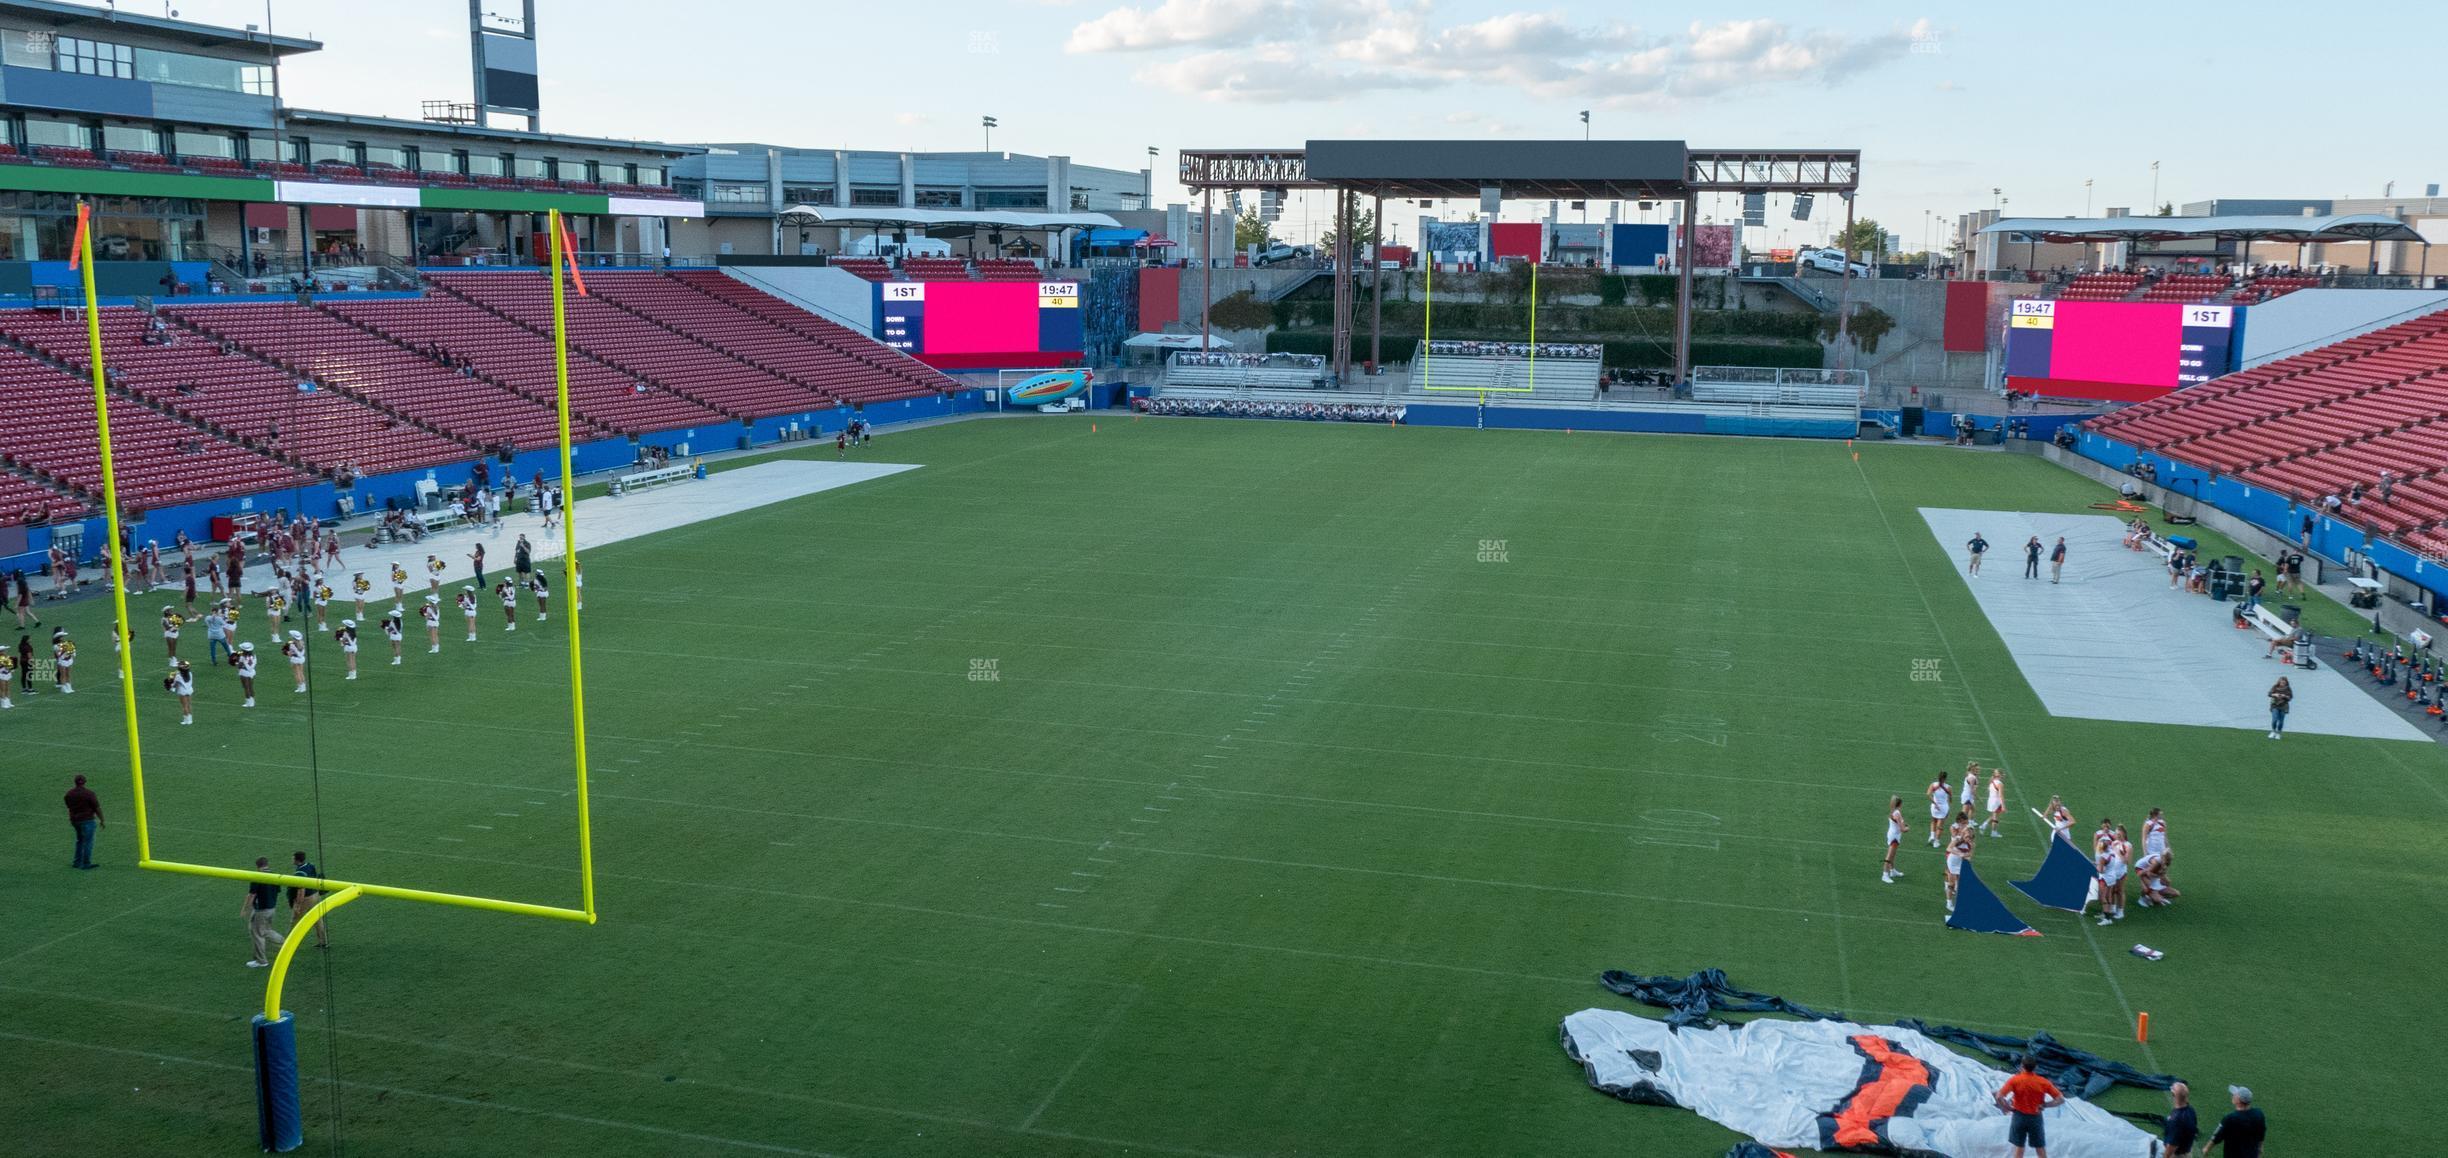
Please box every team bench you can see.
[611,464,693,497]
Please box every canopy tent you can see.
[1980,213,2424,245]
[1078,228,1149,248]
[1136,235,1179,249]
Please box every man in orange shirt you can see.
[1994,1056,2067,1157]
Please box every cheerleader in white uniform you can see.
[234,641,259,707]
[527,572,549,622]
[495,579,518,631]
[1984,768,2006,837]
[336,620,360,680]
[282,630,308,693]
[1881,796,1904,883]
[380,606,405,665]
[420,594,442,653]
[424,554,446,599]
[389,561,409,603]
[350,571,372,622]
[457,586,480,641]
[164,658,194,724]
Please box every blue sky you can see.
[171,1,2442,251]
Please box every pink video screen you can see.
[919,282,1043,354]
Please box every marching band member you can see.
[164,658,194,724]
[234,641,258,707]
[281,630,308,694]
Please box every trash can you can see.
[2281,604,2302,625]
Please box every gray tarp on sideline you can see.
[1919,508,2427,742]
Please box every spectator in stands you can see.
[2377,470,2394,503]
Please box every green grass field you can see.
[6,416,2442,1156]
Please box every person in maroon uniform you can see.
[65,774,103,869]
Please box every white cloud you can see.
[1064,0,1300,53]
[1071,5,1925,105]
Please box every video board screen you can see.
[875,281,1084,369]
[2004,300,2240,402]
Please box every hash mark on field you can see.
[1143,806,1171,812]
[495,812,520,817]
[1035,902,1067,909]
[1054,887,1089,894]
[466,824,493,830]
[1070,871,1104,879]
[435,836,464,843]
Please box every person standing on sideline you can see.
[1967,531,1990,575]
[288,851,329,949]
[2267,677,2293,740]
[513,534,534,587]
[65,774,103,869]
[2243,568,2265,611]
[203,603,229,666]
[1993,1056,2066,1158]
[2023,535,2043,579]
[244,857,286,967]
[1985,767,2007,836]
[2206,1085,2265,1157]
[2049,537,2067,584]
[1882,796,1905,883]
[469,542,487,590]
[1927,773,1952,848]
[2163,1081,2200,1156]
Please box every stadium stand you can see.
[2054,272,2145,302]
[0,310,474,475]
[168,303,588,452]
[1165,353,1327,390]
[828,259,894,282]
[322,295,730,435]
[977,260,1043,281]
[2086,309,2448,540]
[1407,341,1603,401]
[2234,274,2322,304]
[2137,273,2230,303]
[0,342,311,509]
[657,270,960,404]
[902,258,975,282]
[0,466,85,526]
[427,272,838,419]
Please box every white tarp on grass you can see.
[1919,508,2425,742]
[1561,1011,2156,1156]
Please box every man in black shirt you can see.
[289,851,329,949]
[1967,533,1990,576]
[2208,1085,2265,1158]
[2163,1081,2200,1155]
[244,856,287,968]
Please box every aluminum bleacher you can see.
[2086,309,2448,540]
[1406,341,1603,400]
[0,309,473,475]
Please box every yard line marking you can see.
[1071,871,1104,879]
[495,812,521,817]
[1085,857,1119,865]
[769,841,799,847]
[1018,988,1141,1132]
[1143,806,1171,812]
[1054,887,1090,894]
[1827,850,1856,1008]
[435,836,464,842]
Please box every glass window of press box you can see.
[0,193,207,261]
[465,154,505,177]
[20,118,92,150]
[514,156,548,180]
[636,165,663,186]
[57,36,133,78]
[709,182,766,204]
[102,124,160,155]
[174,130,237,160]
[134,47,273,95]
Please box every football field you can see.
[5,415,2441,1155]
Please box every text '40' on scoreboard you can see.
[875,280,1084,365]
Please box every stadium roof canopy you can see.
[1980,214,2423,244]
[1179,142,1860,199]
[774,206,1121,231]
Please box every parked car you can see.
[1253,243,1315,267]
[1797,247,1871,277]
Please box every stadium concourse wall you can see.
[0,388,1002,575]
[1861,409,2096,441]
[2068,429,2448,604]
[1401,402,1856,438]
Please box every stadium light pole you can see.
[2084,178,2093,217]
[2150,161,2160,213]
[982,115,997,152]
[1579,110,1589,140]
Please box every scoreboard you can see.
[2004,299,2242,403]
[874,280,1084,370]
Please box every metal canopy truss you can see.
[1684,150,1861,193]
[1178,149,1330,190]
[1180,139,1863,389]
